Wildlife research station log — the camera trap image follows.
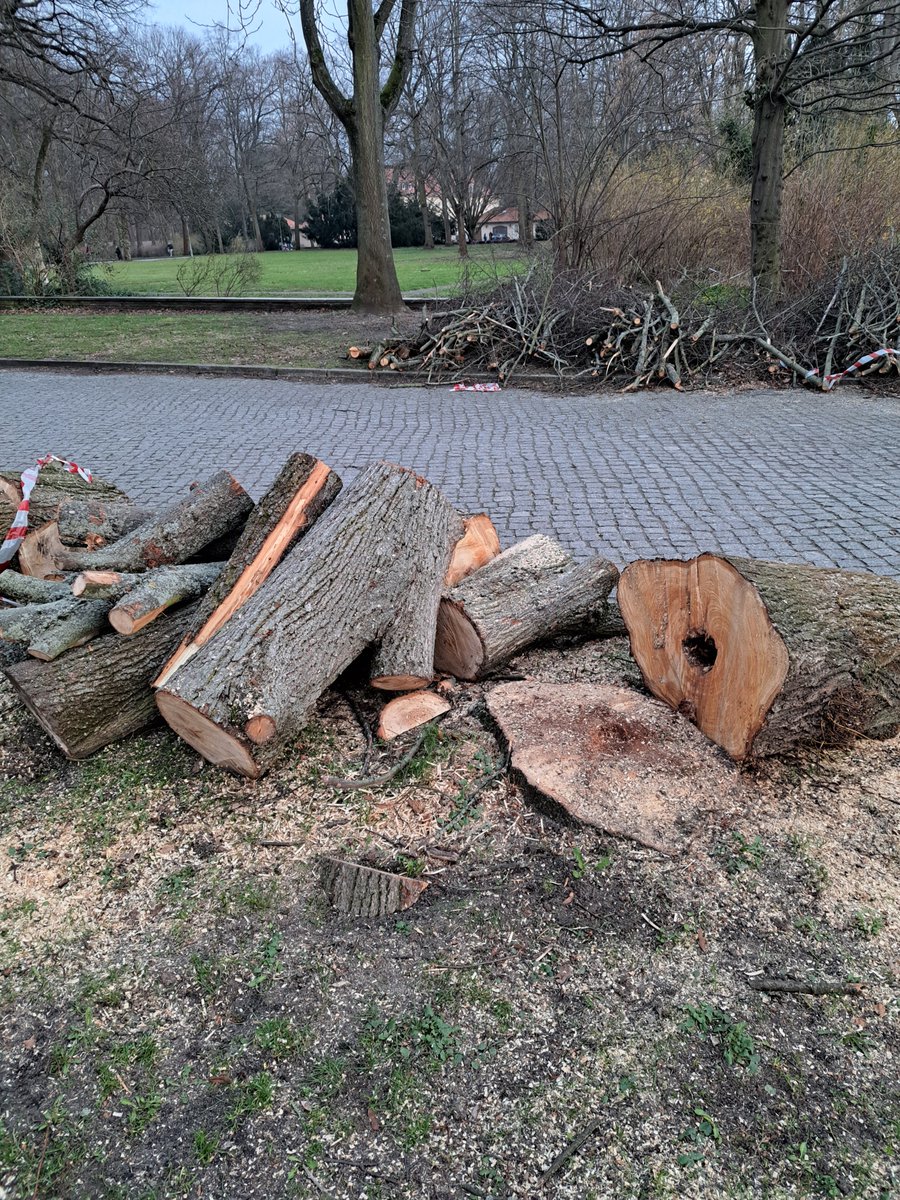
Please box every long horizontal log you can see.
[58,499,156,549]
[0,597,111,661]
[108,562,223,635]
[5,602,200,759]
[0,572,73,604]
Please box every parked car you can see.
[490,231,511,243]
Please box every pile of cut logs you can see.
[1,456,899,780]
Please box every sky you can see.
[146,0,297,53]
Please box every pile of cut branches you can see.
[350,249,900,391]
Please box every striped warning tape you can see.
[0,455,93,573]
[806,346,900,391]
[451,382,502,392]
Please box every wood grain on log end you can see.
[155,690,261,778]
[445,514,502,587]
[377,692,451,740]
[245,714,277,744]
[370,673,433,692]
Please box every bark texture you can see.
[750,0,788,293]
[153,455,341,689]
[0,464,128,529]
[5,603,200,759]
[0,572,72,604]
[321,858,429,917]
[618,554,900,760]
[26,472,252,576]
[108,563,224,635]
[156,463,462,777]
[0,597,110,660]
[434,535,620,680]
[58,499,155,549]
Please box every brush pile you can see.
[352,249,900,390]
[1,454,899,786]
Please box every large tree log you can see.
[18,472,253,578]
[0,464,128,530]
[153,454,341,689]
[0,598,110,661]
[5,603,200,759]
[58,499,155,549]
[618,554,900,760]
[434,535,620,681]
[156,463,462,777]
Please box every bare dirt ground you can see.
[0,636,897,1200]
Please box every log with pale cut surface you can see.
[617,554,900,760]
[153,454,341,690]
[5,603,200,759]
[156,462,462,777]
[434,534,620,681]
[321,858,429,917]
[18,471,252,578]
[57,499,155,549]
[107,562,224,635]
[376,691,451,740]
[486,681,744,852]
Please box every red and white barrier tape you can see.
[451,382,502,392]
[0,455,93,573]
[804,346,900,391]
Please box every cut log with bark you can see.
[434,535,620,681]
[321,857,429,917]
[0,572,73,604]
[444,514,502,587]
[0,597,111,661]
[0,464,128,530]
[618,554,900,760]
[153,454,342,689]
[107,563,224,635]
[486,681,746,852]
[18,472,253,578]
[377,691,451,740]
[58,499,155,549]
[5,602,200,759]
[156,463,462,777]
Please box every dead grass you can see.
[0,638,897,1199]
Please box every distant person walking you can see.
[166,242,174,258]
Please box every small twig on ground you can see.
[747,976,864,996]
[540,1116,603,1185]
[323,724,435,791]
[31,1126,51,1200]
[339,688,374,772]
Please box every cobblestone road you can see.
[2,369,898,575]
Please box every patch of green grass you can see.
[226,1072,275,1127]
[123,1087,163,1134]
[361,1002,462,1071]
[715,831,766,876]
[854,909,886,939]
[93,245,525,297]
[572,845,613,879]
[248,928,284,990]
[218,877,282,916]
[190,952,226,998]
[193,1128,219,1165]
[682,1002,760,1073]
[0,1101,88,1196]
[254,1017,307,1059]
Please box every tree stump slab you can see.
[321,858,429,917]
[486,681,744,852]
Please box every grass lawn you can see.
[91,245,527,297]
[0,311,405,368]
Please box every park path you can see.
[1,369,898,576]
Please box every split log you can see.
[321,857,428,917]
[0,597,110,661]
[377,691,451,741]
[434,535,620,681]
[153,454,341,689]
[5,603,200,758]
[444,514,502,587]
[0,464,128,529]
[18,472,252,578]
[0,572,73,604]
[486,682,746,852]
[618,554,900,760]
[156,463,462,777]
[58,499,155,549]
[347,345,372,360]
[107,562,224,634]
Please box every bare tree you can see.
[297,0,418,312]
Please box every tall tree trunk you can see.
[293,197,303,249]
[441,193,453,246]
[411,111,433,249]
[455,200,468,258]
[181,215,191,257]
[750,0,788,295]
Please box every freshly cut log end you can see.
[17,522,68,579]
[377,691,451,740]
[321,858,429,917]
[106,562,223,635]
[445,514,501,586]
[434,535,620,681]
[618,553,900,760]
[155,690,261,778]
